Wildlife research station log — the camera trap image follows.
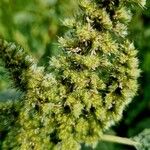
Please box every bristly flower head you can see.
[0,0,146,150]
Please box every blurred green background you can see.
[0,0,150,149]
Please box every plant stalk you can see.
[101,134,140,147]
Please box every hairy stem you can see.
[102,134,140,147]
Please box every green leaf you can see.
[133,129,150,150]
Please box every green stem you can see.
[101,134,140,147]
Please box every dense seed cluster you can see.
[0,0,146,149]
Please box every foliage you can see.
[0,0,77,58]
[133,129,150,150]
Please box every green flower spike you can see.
[0,0,146,150]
